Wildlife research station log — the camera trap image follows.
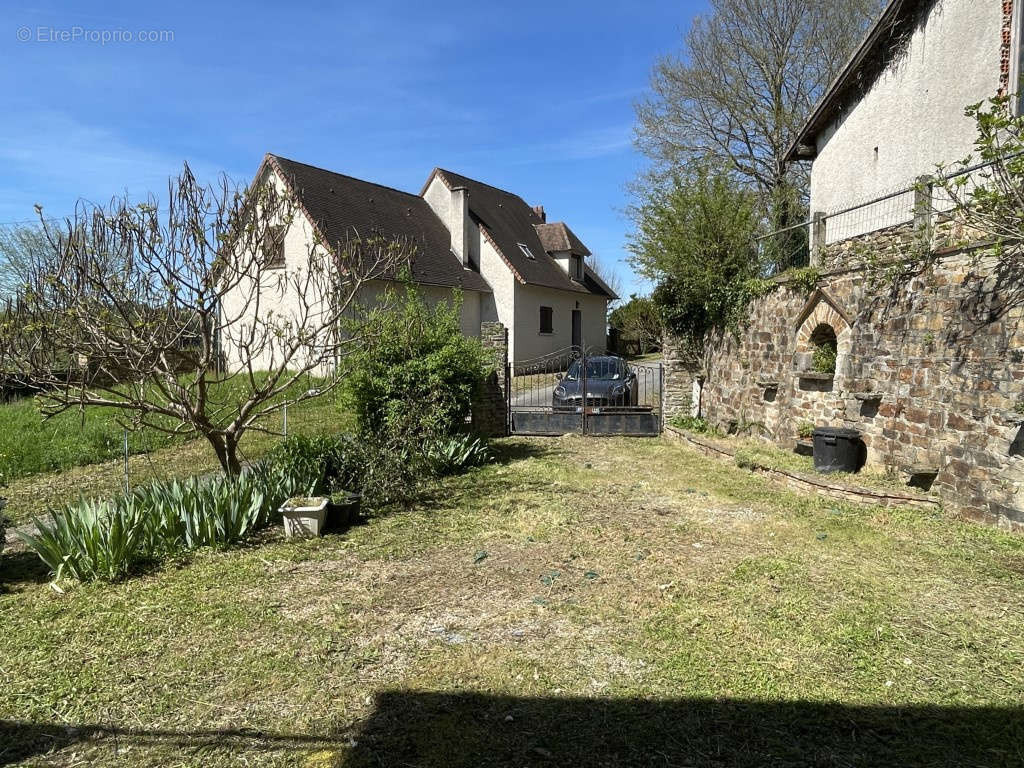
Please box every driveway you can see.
[510,359,662,409]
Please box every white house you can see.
[225,154,614,369]
[787,0,1018,245]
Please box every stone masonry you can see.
[661,333,701,421]
[472,321,509,438]
[670,230,1024,531]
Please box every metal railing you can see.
[758,154,1018,259]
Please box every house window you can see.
[539,306,553,334]
[264,225,286,268]
[517,242,536,260]
[570,254,583,280]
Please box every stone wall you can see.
[472,321,509,437]
[675,233,1024,530]
[662,333,700,422]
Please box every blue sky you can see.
[2,1,705,297]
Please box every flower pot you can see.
[327,491,361,528]
[280,497,329,538]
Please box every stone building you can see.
[666,0,1024,529]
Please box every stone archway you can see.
[794,288,853,381]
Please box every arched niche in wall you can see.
[793,288,853,387]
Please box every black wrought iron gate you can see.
[508,347,663,436]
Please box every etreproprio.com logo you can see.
[17,26,175,44]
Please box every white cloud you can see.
[0,110,243,221]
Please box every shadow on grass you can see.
[0,549,51,589]
[489,438,553,465]
[0,720,342,766]
[345,692,1023,767]
[4,692,1022,766]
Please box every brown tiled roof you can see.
[534,222,592,256]
[266,155,490,293]
[429,169,612,298]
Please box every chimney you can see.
[533,204,546,223]
[450,185,469,267]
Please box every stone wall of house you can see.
[676,231,1024,531]
[472,321,509,437]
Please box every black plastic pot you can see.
[812,427,862,474]
[327,491,362,528]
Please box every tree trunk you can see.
[205,431,243,476]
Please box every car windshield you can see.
[565,359,622,381]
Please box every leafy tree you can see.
[634,0,881,269]
[627,167,764,347]
[609,294,663,353]
[0,223,50,299]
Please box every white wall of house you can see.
[222,169,486,374]
[353,279,484,339]
[511,283,607,361]
[810,0,1004,242]
[230,169,607,372]
[220,170,336,373]
[422,174,479,270]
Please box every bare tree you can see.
[0,166,412,475]
[635,0,882,249]
[586,254,624,308]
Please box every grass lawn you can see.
[0,375,335,485]
[2,435,1023,766]
[1,395,349,528]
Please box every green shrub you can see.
[269,431,425,510]
[733,447,761,471]
[797,421,815,439]
[20,461,302,581]
[811,342,837,374]
[424,434,493,476]
[343,283,491,440]
[20,498,148,582]
[266,433,367,503]
[669,415,720,435]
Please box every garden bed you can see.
[664,425,940,510]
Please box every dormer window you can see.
[517,242,536,260]
[570,254,583,281]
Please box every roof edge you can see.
[263,153,337,255]
[785,0,908,162]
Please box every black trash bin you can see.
[812,427,861,473]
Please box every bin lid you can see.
[813,426,861,439]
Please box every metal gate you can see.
[508,347,662,436]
